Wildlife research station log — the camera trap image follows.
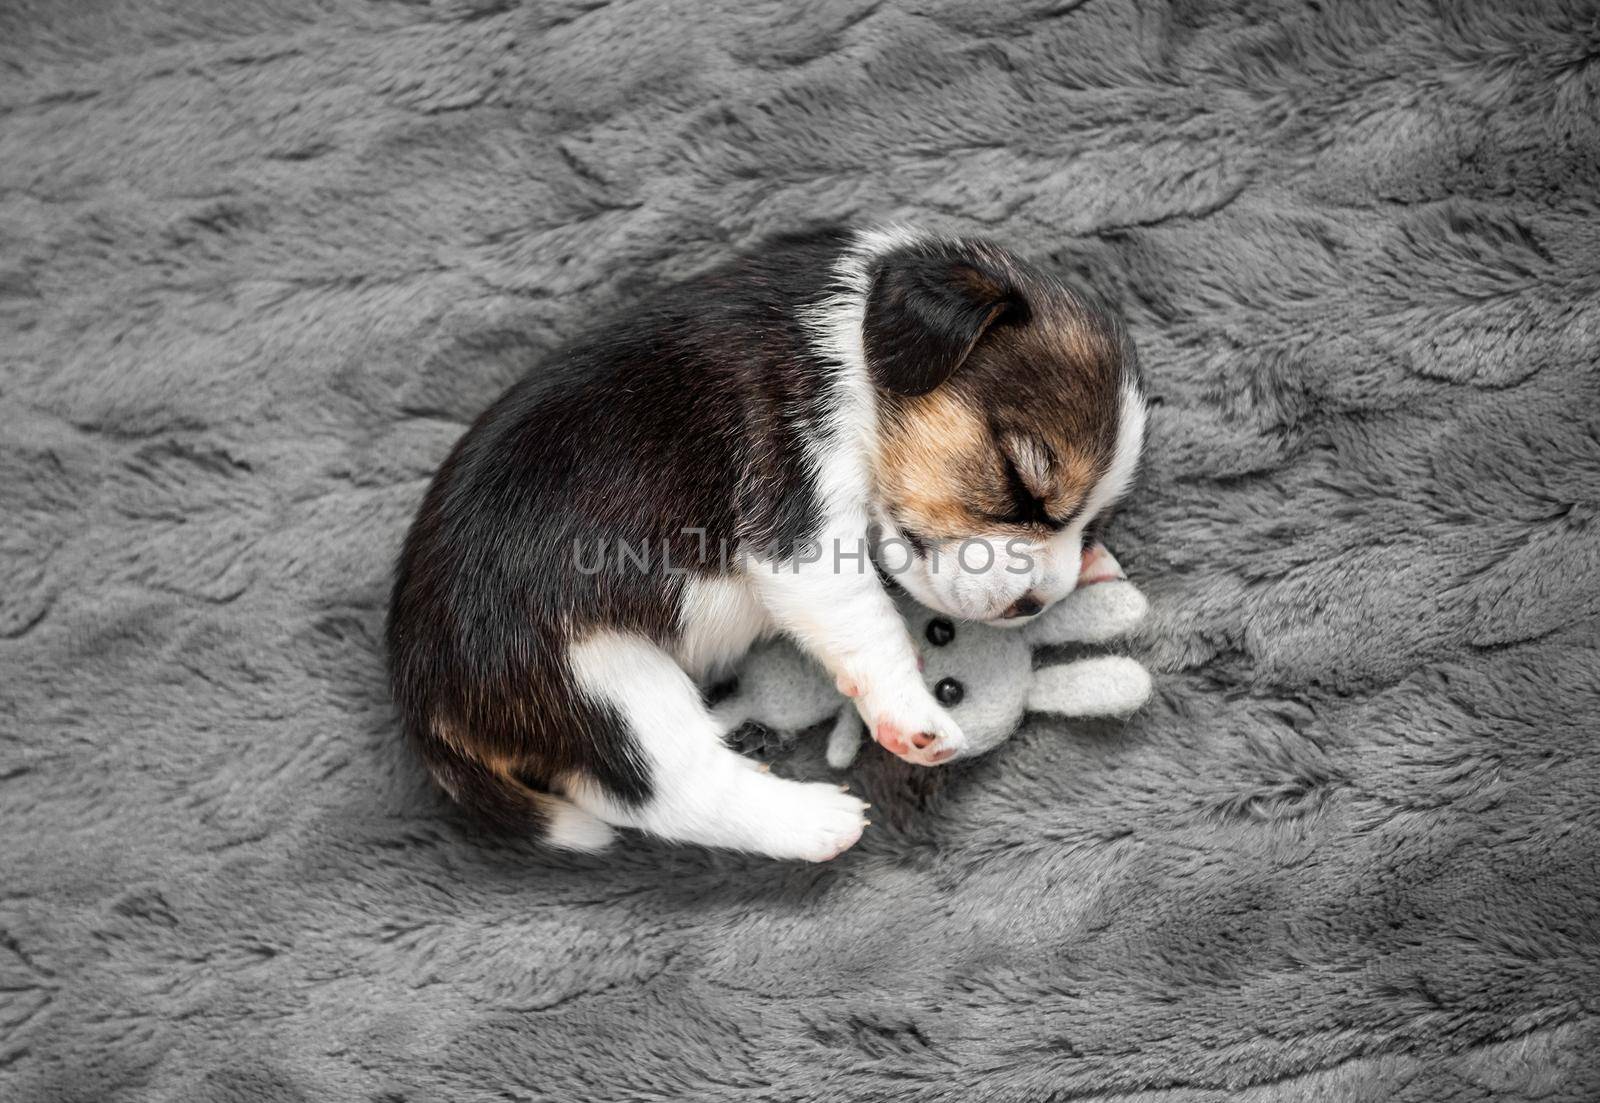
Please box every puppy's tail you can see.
[419,729,616,854]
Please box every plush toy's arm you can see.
[1024,574,1153,719]
[1022,578,1149,647]
[1027,656,1151,717]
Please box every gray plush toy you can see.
[713,570,1153,769]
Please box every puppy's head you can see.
[860,234,1146,626]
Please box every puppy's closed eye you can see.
[984,454,1051,528]
[987,449,1069,530]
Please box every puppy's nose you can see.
[1001,594,1044,619]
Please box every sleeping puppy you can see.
[386,226,1146,861]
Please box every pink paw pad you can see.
[874,720,911,757]
[1077,544,1125,587]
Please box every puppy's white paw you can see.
[857,680,967,766]
[758,782,869,862]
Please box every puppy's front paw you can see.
[858,683,967,767]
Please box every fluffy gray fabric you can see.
[4,1,1598,1099]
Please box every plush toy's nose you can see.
[1000,593,1044,619]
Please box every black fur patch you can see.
[862,243,1025,396]
[387,229,853,826]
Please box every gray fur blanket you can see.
[4,1,1599,1099]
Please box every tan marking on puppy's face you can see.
[875,390,1106,545]
[875,389,995,541]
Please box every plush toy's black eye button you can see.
[926,618,955,647]
[934,677,965,706]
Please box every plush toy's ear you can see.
[862,247,1024,396]
[1027,656,1151,717]
[1022,580,1149,647]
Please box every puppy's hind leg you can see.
[566,632,869,861]
[417,729,617,853]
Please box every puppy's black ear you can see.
[863,249,1024,396]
